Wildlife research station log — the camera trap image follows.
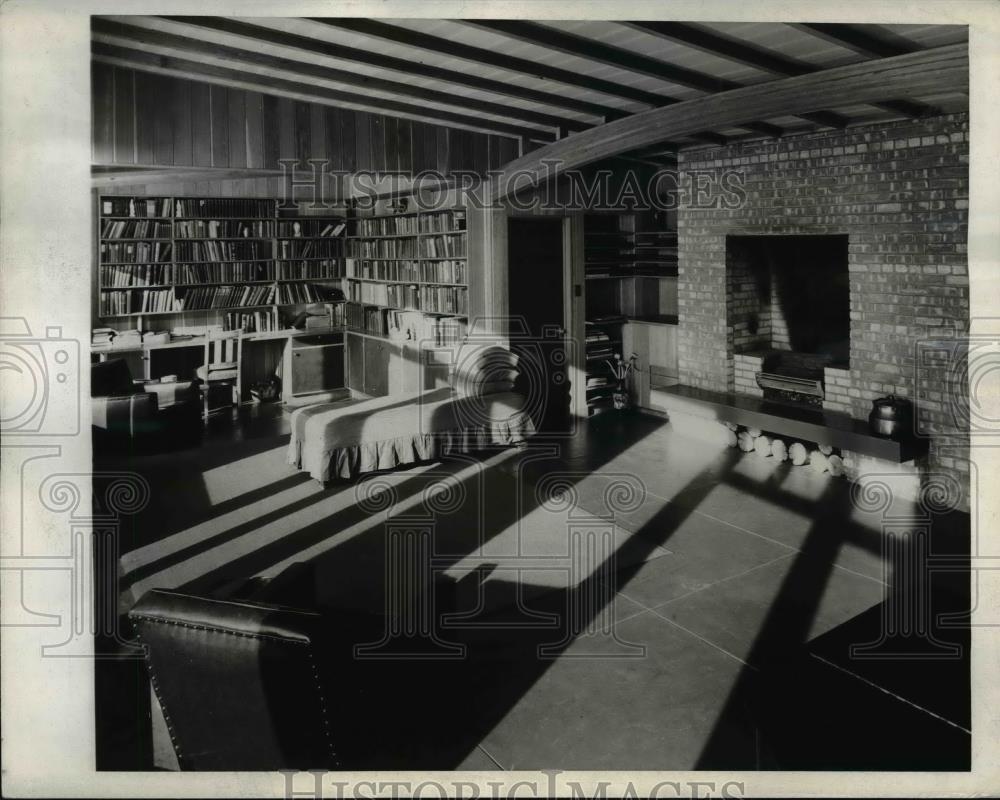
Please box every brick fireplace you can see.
[676,113,970,508]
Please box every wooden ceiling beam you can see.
[92,18,587,134]
[311,18,675,107]
[463,20,740,93]
[626,21,935,122]
[160,16,619,121]
[464,20,842,135]
[622,21,814,76]
[92,42,554,141]
[790,23,914,59]
[488,44,967,199]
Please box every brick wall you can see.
[677,113,970,507]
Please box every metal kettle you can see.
[868,395,914,440]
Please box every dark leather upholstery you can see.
[91,360,201,449]
[129,589,343,770]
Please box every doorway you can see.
[507,217,570,433]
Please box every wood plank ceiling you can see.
[91,17,969,168]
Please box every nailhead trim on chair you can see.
[133,615,338,767]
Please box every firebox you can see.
[726,234,850,406]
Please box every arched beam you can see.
[489,43,967,201]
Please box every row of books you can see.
[278,259,341,280]
[100,241,173,264]
[277,283,335,305]
[346,236,466,260]
[347,238,419,260]
[175,241,271,262]
[421,234,466,259]
[174,198,274,218]
[345,258,466,284]
[101,198,171,218]
[347,280,468,315]
[100,289,176,316]
[277,239,340,259]
[101,261,278,286]
[101,220,172,240]
[224,310,277,333]
[179,284,277,311]
[101,264,171,288]
[174,219,274,239]
[344,302,389,337]
[347,210,465,238]
[277,220,345,238]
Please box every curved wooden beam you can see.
[489,43,967,201]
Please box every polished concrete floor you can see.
[96,404,971,771]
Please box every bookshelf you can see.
[97,195,346,334]
[583,212,678,415]
[343,208,469,345]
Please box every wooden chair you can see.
[196,330,241,419]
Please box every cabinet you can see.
[289,334,344,397]
[623,321,678,412]
[345,331,454,398]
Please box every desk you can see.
[92,327,346,404]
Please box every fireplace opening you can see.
[727,234,850,406]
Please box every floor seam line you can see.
[476,742,506,770]
[647,606,758,670]
[809,653,971,734]
[650,552,798,609]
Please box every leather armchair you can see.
[91,359,201,450]
[129,588,352,770]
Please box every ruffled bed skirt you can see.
[287,413,536,482]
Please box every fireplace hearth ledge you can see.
[655,384,928,464]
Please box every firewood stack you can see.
[723,423,845,476]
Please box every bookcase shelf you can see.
[97,195,347,329]
[343,208,469,344]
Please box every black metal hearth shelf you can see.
[656,384,928,463]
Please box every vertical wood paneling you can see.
[473,132,489,174]
[488,135,502,171]
[370,114,385,174]
[112,67,135,164]
[354,110,371,172]
[261,94,280,169]
[93,67,503,178]
[498,136,519,167]
[447,129,465,173]
[171,79,193,167]
[210,85,229,167]
[411,122,426,173]
[190,83,212,167]
[294,100,311,166]
[325,106,343,171]
[397,118,412,175]
[310,104,327,163]
[134,71,157,164]
[244,91,264,169]
[277,97,295,164]
[341,108,357,172]
[152,74,174,165]
[227,88,247,168]
[423,123,438,174]
[436,126,450,174]
[92,63,115,163]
